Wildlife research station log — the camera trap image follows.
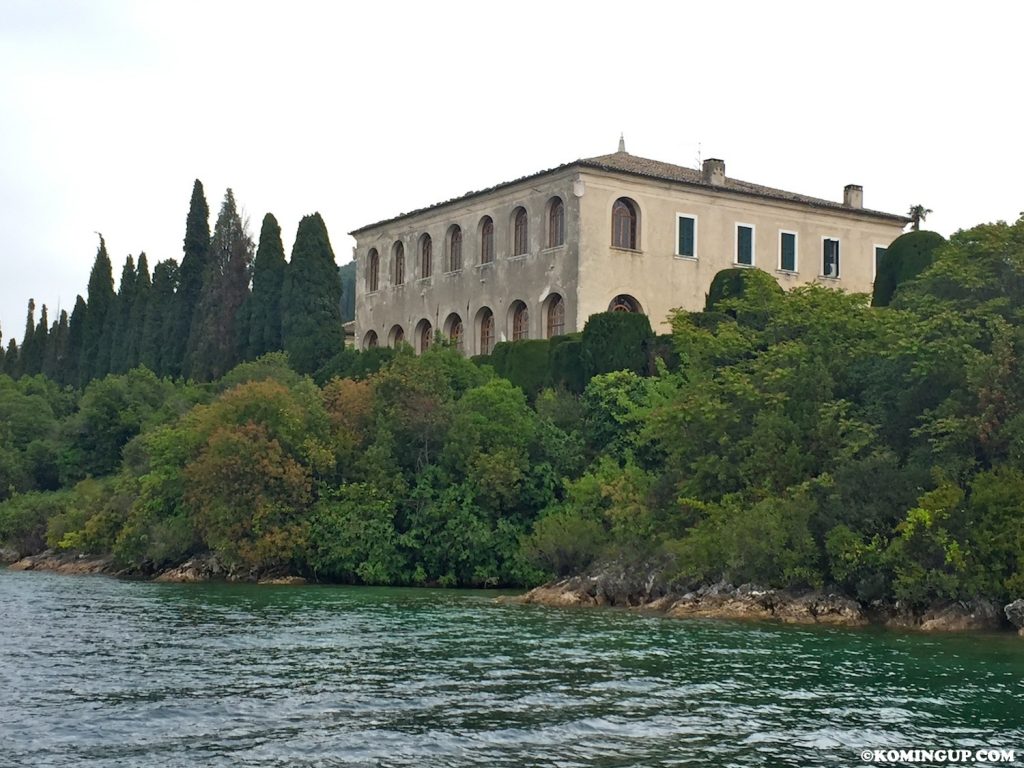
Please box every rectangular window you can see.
[779,231,797,272]
[823,237,840,277]
[874,245,887,279]
[676,215,696,258]
[736,224,754,266]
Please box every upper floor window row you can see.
[364,198,568,287]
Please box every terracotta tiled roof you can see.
[349,152,907,235]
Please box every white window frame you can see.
[735,223,756,267]
[778,229,798,273]
[675,213,698,259]
[873,243,888,281]
[821,236,841,278]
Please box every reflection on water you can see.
[2,571,1022,767]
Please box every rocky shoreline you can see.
[4,550,307,586]
[512,567,1024,636]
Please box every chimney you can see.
[702,158,725,186]
[844,184,863,209]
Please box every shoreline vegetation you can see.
[3,182,1024,641]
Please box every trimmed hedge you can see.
[489,339,551,396]
[547,334,586,393]
[872,230,946,307]
[580,312,654,378]
[705,267,783,312]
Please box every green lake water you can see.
[1,570,1022,766]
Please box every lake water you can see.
[1,570,1022,766]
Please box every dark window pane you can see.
[781,232,796,271]
[737,226,753,265]
[678,217,694,257]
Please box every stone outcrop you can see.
[153,554,226,583]
[1005,599,1024,636]
[8,550,113,575]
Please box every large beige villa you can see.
[350,140,908,354]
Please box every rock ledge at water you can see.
[515,561,1019,633]
[8,550,113,575]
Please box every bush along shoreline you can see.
[4,215,1024,637]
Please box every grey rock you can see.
[1005,599,1024,629]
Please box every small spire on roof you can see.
[618,133,627,153]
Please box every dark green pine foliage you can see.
[338,261,356,322]
[0,323,5,374]
[108,255,137,374]
[42,310,69,381]
[17,299,37,377]
[282,213,343,375]
[169,180,210,377]
[29,304,49,377]
[123,253,151,371]
[186,189,253,381]
[4,339,17,377]
[140,259,178,376]
[65,295,87,386]
[245,213,287,358]
[80,236,115,384]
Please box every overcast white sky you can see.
[1,1,1021,343]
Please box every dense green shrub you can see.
[547,334,586,393]
[872,230,946,307]
[488,340,550,396]
[580,312,654,378]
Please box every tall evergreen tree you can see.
[43,309,69,381]
[30,303,49,377]
[17,299,37,377]
[4,339,17,378]
[80,236,115,384]
[66,295,87,386]
[125,252,151,371]
[140,259,178,376]
[185,188,253,380]
[339,261,356,322]
[282,212,343,375]
[0,323,5,375]
[108,254,137,374]
[245,213,287,358]
[169,180,210,377]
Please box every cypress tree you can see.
[125,252,151,371]
[30,303,49,377]
[108,254,136,374]
[282,212,343,375]
[245,213,286,358]
[169,180,210,377]
[66,295,87,386]
[80,236,115,384]
[43,309,69,381]
[339,261,356,322]
[186,188,253,380]
[18,299,37,377]
[140,259,178,376]
[4,339,17,378]
[0,324,4,375]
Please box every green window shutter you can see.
[738,226,752,265]
[781,232,796,271]
[678,216,695,257]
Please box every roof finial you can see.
[618,133,626,153]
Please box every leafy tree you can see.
[281,213,343,374]
[307,483,403,583]
[186,189,253,380]
[245,213,286,359]
[169,180,210,377]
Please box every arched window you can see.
[448,226,462,272]
[363,330,378,349]
[420,234,433,279]
[612,198,638,249]
[513,207,529,256]
[548,198,565,248]
[367,248,379,292]
[389,325,405,347]
[609,294,643,313]
[392,242,405,285]
[480,216,494,264]
[511,300,529,341]
[445,313,464,351]
[478,308,495,355]
[546,294,565,338]
[416,319,433,353]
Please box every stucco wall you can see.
[354,171,580,354]
[575,171,906,332]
